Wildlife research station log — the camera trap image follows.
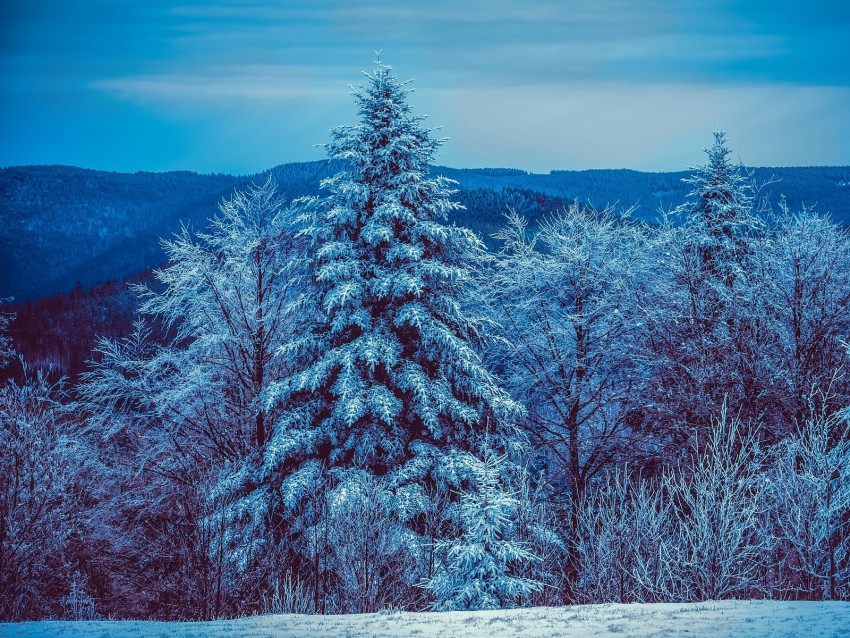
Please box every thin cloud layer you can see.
[1,0,848,172]
[94,65,321,106]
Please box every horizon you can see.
[4,157,850,178]
[2,1,850,174]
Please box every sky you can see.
[1,0,849,174]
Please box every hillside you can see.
[438,165,850,210]
[2,162,849,302]
[0,166,244,302]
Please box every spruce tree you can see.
[425,447,541,610]
[681,130,761,288]
[256,59,520,517]
[646,132,769,442]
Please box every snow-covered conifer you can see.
[645,132,769,441]
[252,59,520,515]
[680,130,762,288]
[426,447,541,610]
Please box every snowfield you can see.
[3,601,849,638]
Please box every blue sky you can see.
[2,0,849,174]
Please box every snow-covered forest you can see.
[2,61,850,623]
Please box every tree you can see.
[79,177,302,619]
[425,447,541,610]
[754,209,850,434]
[485,204,652,598]
[666,402,768,601]
[645,132,768,444]
[0,368,80,620]
[576,468,676,604]
[680,130,761,289]
[769,395,850,600]
[135,175,300,457]
[235,59,521,534]
[325,469,418,612]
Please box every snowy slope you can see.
[3,601,849,638]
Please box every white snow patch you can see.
[2,601,849,638]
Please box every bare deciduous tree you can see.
[768,393,850,600]
[485,204,652,598]
[0,368,80,620]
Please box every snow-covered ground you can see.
[2,601,849,638]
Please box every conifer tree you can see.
[425,447,541,610]
[681,130,762,289]
[646,132,768,440]
[250,58,520,523]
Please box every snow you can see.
[3,601,849,638]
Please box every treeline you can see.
[1,63,850,621]
[440,165,850,225]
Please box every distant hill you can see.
[2,162,849,302]
[0,165,245,302]
[438,165,850,220]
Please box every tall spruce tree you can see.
[248,60,520,526]
[681,130,761,289]
[645,132,769,443]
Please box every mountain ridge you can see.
[3,161,849,302]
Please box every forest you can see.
[3,154,847,305]
[1,61,850,622]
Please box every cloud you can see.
[423,82,850,171]
[93,65,328,108]
[157,0,837,86]
[4,0,849,172]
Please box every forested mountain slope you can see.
[0,166,244,302]
[2,162,848,302]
